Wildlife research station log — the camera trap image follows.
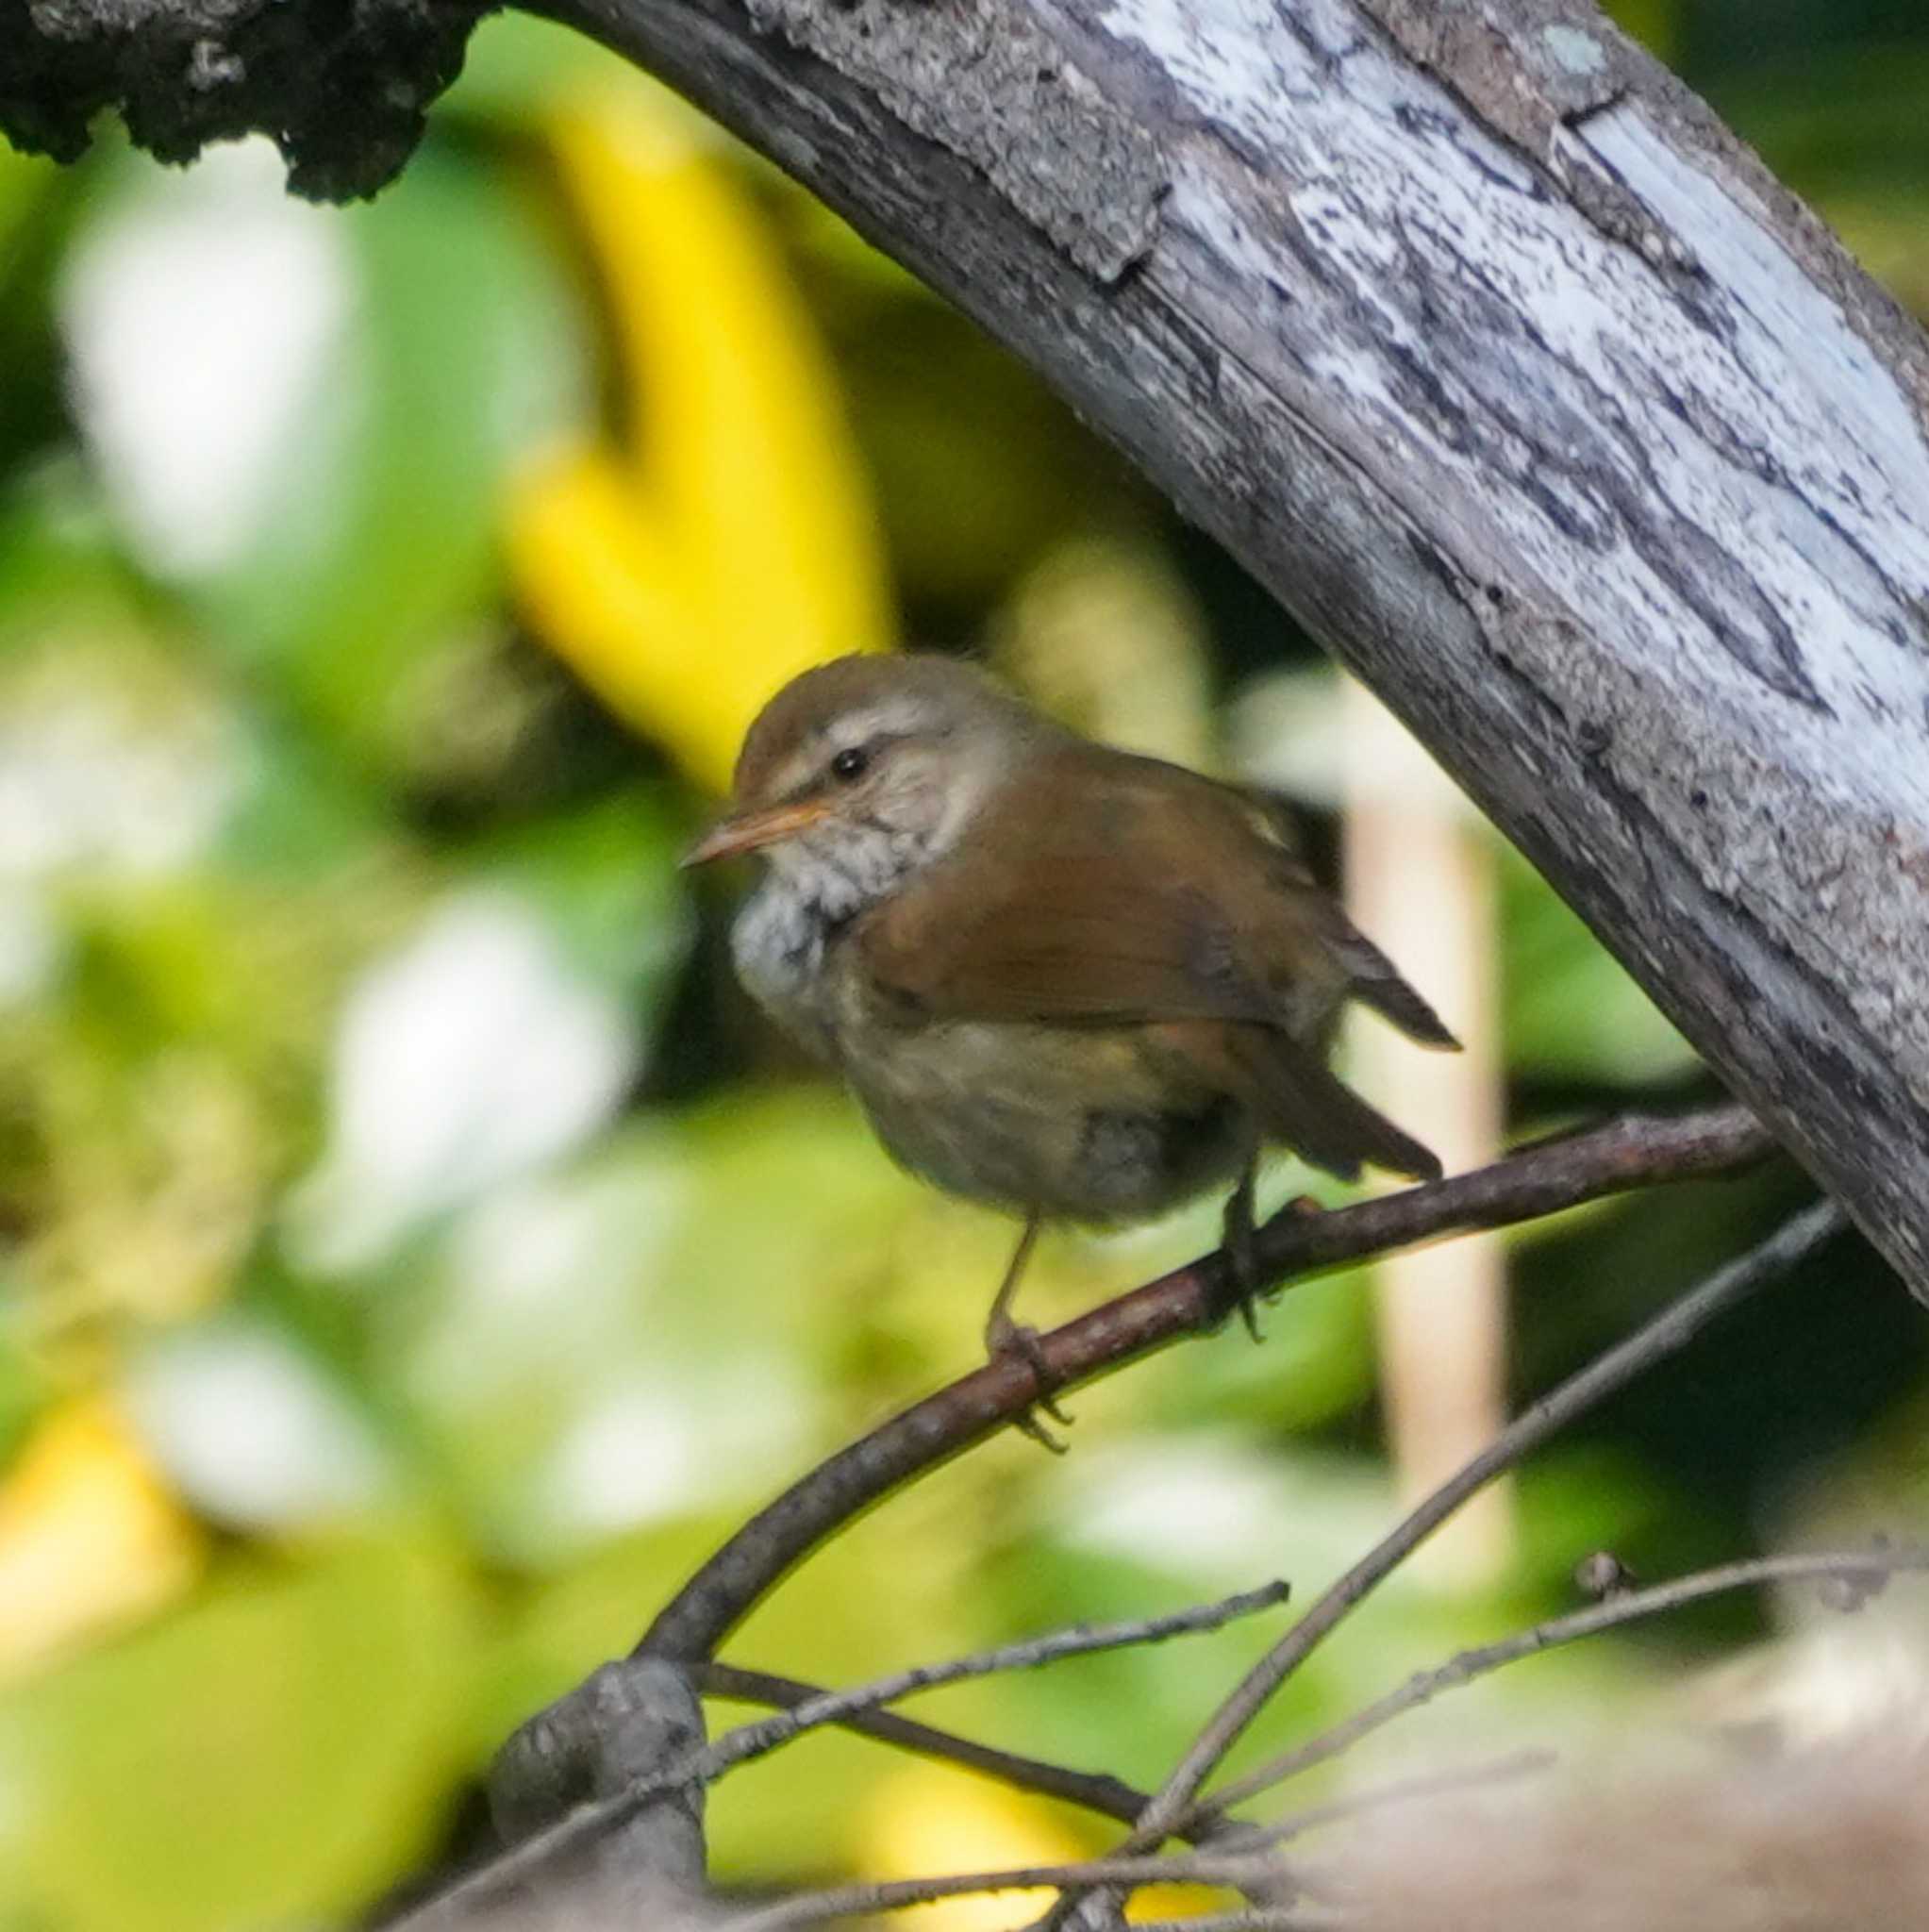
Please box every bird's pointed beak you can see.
[680,798,830,868]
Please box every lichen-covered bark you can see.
[9,0,1929,1291]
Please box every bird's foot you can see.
[1222,1191,1325,1341]
[1222,1165,1266,1342]
[986,1312,1073,1453]
[1223,1207,1263,1342]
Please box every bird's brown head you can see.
[681,656,1041,908]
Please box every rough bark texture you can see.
[0,0,489,197]
[8,0,1929,1289]
[485,1658,707,1924]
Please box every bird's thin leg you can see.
[1222,1154,1264,1341]
[983,1211,1041,1350]
[982,1211,1072,1449]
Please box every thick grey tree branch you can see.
[10,0,1929,1289]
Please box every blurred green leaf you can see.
[0,144,60,273]
[0,146,74,466]
[204,143,591,765]
[1601,0,1680,61]
[210,709,399,880]
[372,1092,909,1564]
[938,1535,1295,1793]
[490,1514,731,1736]
[0,458,144,648]
[1515,1442,1671,1590]
[709,1453,1017,1877]
[648,1089,929,1374]
[1134,1257,1375,1435]
[1500,843,1701,1086]
[444,11,645,126]
[934,1444,1642,1805]
[464,790,690,997]
[1816,195,1929,319]
[0,1533,478,1932]
[1710,47,1929,202]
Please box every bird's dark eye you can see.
[829,745,870,783]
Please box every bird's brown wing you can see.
[858,747,1452,1181]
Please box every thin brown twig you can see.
[643,1104,1774,1662]
[1203,1542,1925,1815]
[702,1580,1290,1772]
[1102,1198,1848,1881]
[696,1661,1245,1845]
[401,1583,1290,1927]
[718,1849,1286,1932]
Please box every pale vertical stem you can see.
[1342,677,1512,1586]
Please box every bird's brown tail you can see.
[1332,924,1461,1049]
[1215,1022,1443,1184]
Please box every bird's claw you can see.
[1222,1177,1262,1341]
[986,1315,1073,1452]
[1222,1216,1263,1341]
[1222,1190,1326,1341]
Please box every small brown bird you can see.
[685,655,1455,1426]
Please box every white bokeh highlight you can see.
[535,1360,813,1549]
[0,673,244,882]
[126,1316,389,1531]
[286,890,643,1272]
[58,139,352,579]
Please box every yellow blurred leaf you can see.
[0,1398,202,1680]
[1127,1884,1239,1923]
[859,1766,1081,1932]
[857,1766,1233,1930]
[506,442,703,752]
[509,84,893,791]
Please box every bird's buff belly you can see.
[843,1020,1249,1223]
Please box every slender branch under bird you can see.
[391,1106,1791,1929]
[643,1104,1777,1664]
